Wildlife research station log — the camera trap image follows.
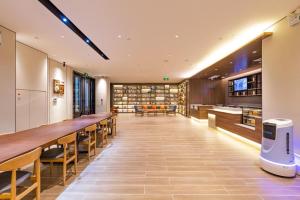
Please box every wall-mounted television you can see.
[234,77,248,91]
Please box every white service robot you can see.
[260,118,296,177]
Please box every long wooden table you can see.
[0,113,112,164]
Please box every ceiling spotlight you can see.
[86,39,90,43]
[175,35,179,38]
[60,35,65,38]
[117,35,122,38]
[230,61,233,64]
[252,50,257,54]
[62,17,68,23]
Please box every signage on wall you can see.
[163,76,169,81]
[53,79,65,95]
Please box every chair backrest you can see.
[170,105,177,111]
[0,148,41,171]
[100,119,108,126]
[58,132,77,145]
[85,124,97,133]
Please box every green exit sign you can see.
[163,76,169,81]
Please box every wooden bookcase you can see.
[228,72,262,97]
[178,81,188,116]
[111,84,178,113]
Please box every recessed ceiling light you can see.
[128,54,131,57]
[85,39,90,43]
[175,35,179,38]
[230,61,233,64]
[252,50,257,54]
[60,35,65,38]
[117,35,122,39]
[62,17,68,23]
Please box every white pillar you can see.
[95,77,110,113]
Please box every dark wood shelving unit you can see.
[228,72,262,97]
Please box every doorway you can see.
[73,71,95,118]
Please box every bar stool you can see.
[40,133,77,186]
[0,148,42,200]
[78,124,97,161]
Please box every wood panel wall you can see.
[189,78,225,105]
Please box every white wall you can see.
[95,77,110,113]
[0,26,16,134]
[263,18,300,153]
[48,59,73,123]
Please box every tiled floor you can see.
[31,114,300,199]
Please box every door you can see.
[29,91,47,128]
[16,90,30,131]
[73,72,95,118]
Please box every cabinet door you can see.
[29,91,47,128]
[16,90,30,131]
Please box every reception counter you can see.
[190,105,214,119]
[208,107,262,143]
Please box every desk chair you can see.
[0,148,41,200]
[40,133,77,186]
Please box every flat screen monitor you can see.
[234,77,247,91]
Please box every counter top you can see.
[208,108,242,115]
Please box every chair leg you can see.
[63,162,67,186]
[49,162,53,176]
[88,145,91,161]
[74,145,78,175]
[11,170,17,200]
[35,160,41,200]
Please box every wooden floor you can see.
[29,114,300,200]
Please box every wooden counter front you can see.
[208,109,262,143]
[190,105,213,119]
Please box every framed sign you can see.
[53,79,64,95]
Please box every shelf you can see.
[112,84,179,113]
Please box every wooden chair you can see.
[40,133,77,186]
[78,124,97,161]
[110,116,117,137]
[0,148,42,200]
[99,119,109,148]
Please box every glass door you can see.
[73,72,95,118]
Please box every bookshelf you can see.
[228,72,262,97]
[111,84,178,113]
[178,81,188,116]
[242,107,262,127]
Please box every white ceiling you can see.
[0,0,299,83]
